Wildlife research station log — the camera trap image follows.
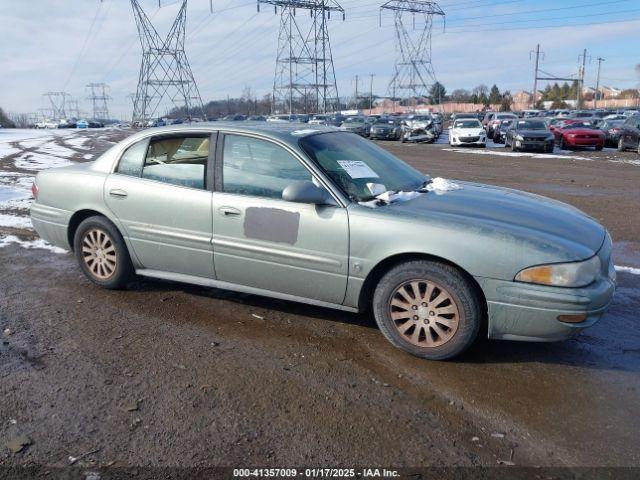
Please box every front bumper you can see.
[478,236,616,342]
[480,277,615,341]
[370,130,397,140]
[564,137,605,148]
[514,138,554,151]
[450,135,486,146]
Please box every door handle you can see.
[218,206,241,217]
[109,189,128,198]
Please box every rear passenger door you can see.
[104,132,216,278]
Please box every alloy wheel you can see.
[82,228,117,280]
[389,279,460,348]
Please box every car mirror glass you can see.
[282,181,337,206]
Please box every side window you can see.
[141,136,209,189]
[116,139,148,177]
[222,134,312,199]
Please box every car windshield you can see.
[564,122,592,129]
[344,117,365,124]
[497,114,516,120]
[454,120,481,128]
[299,132,426,202]
[516,120,546,130]
[375,118,396,125]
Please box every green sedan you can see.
[30,123,616,360]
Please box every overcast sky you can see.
[1,0,639,119]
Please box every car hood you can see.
[562,128,603,135]
[516,129,552,137]
[376,181,605,257]
[452,128,483,135]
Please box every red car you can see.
[553,121,605,150]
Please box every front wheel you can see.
[73,216,135,289]
[595,144,603,151]
[372,261,482,360]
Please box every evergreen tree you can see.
[488,84,502,104]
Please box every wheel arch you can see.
[67,209,118,252]
[357,252,487,318]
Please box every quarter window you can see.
[222,134,311,199]
[116,139,148,177]
[141,136,209,189]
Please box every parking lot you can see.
[1,128,639,471]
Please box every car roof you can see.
[124,122,340,148]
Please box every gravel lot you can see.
[1,128,639,473]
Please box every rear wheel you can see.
[372,261,482,360]
[73,216,134,290]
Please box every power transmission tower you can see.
[380,1,445,110]
[130,0,205,123]
[594,57,605,109]
[43,92,70,120]
[67,99,81,119]
[258,0,344,115]
[86,83,111,121]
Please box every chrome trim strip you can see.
[129,224,211,245]
[136,269,358,313]
[212,237,342,268]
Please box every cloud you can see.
[1,0,638,119]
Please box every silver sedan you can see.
[31,124,616,360]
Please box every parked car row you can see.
[34,119,105,129]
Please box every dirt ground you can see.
[1,128,639,475]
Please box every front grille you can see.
[460,136,480,142]
[523,137,544,142]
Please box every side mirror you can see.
[282,181,337,206]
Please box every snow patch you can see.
[64,136,91,150]
[0,214,32,229]
[14,151,73,171]
[359,177,461,208]
[443,148,593,161]
[423,177,461,194]
[615,265,640,275]
[0,235,66,254]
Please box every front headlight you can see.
[515,256,601,288]
[515,135,524,141]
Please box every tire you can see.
[560,137,567,150]
[73,216,135,290]
[617,137,625,152]
[595,144,603,151]
[372,260,482,360]
[545,145,554,153]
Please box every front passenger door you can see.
[211,133,349,304]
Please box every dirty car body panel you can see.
[31,123,615,347]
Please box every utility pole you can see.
[354,74,359,109]
[594,57,605,109]
[530,44,542,109]
[369,73,376,113]
[577,49,588,109]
